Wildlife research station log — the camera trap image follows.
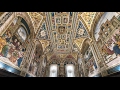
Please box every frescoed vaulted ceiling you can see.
[27,12,43,33]
[26,12,102,59]
[80,12,96,31]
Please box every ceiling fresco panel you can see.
[80,12,96,31]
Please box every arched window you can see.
[49,64,58,77]
[18,26,27,41]
[65,64,75,77]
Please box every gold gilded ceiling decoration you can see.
[80,12,96,31]
[74,38,86,50]
[71,52,78,60]
[75,19,89,38]
[59,54,67,59]
[27,12,43,33]
[39,39,49,52]
[24,12,101,59]
[48,12,74,54]
[26,12,99,57]
[47,53,75,62]
[36,20,48,40]
[46,53,53,61]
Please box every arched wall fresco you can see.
[94,12,120,69]
[0,17,29,73]
[0,16,35,75]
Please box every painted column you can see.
[89,41,100,69]
[42,67,46,77]
[80,54,88,77]
[37,55,44,77]
[20,40,36,77]
[74,64,79,77]
[88,40,105,77]
[45,64,50,77]
[37,63,43,77]
[40,67,44,77]
[92,39,108,76]
[20,42,31,76]
[39,58,46,77]
[59,63,65,77]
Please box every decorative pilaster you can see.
[20,40,36,77]
[74,64,79,77]
[80,54,88,77]
[89,41,100,70]
[45,64,50,77]
[59,63,65,77]
[92,39,108,77]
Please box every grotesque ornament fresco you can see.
[76,21,88,38]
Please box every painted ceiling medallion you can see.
[40,30,46,37]
[78,28,85,36]
[58,26,66,34]
[76,20,88,38]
